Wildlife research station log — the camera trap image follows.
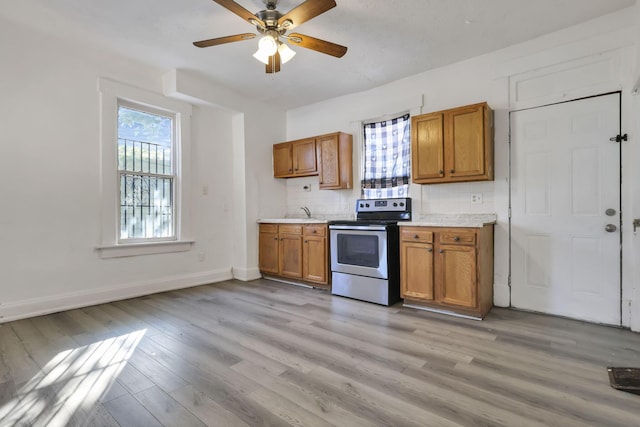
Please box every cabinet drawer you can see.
[439,230,476,245]
[260,223,278,233]
[279,224,303,235]
[303,225,327,236]
[401,227,433,243]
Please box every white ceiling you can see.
[1,0,636,109]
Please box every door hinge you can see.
[609,134,628,142]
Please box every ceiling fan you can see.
[193,0,347,73]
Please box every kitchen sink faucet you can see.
[301,206,311,218]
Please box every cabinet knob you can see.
[273,237,278,240]
[289,168,292,172]
[439,170,443,175]
[439,249,444,253]
[414,234,419,239]
[450,169,455,173]
[304,240,308,243]
[453,236,460,241]
[313,230,317,234]
[427,248,433,253]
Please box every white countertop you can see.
[401,213,497,228]
[258,218,329,224]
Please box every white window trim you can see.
[97,78,193,258]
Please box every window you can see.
[362,113,411,199]
[118,103,175,241]
[98,78,193,258]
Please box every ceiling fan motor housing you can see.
[255,9,284,31]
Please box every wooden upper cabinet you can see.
[292,138,317,175]
[273,132,353,190]
[412,113,445,180]
[273,143,294,177]
[273,138,317,178]
[412,102,493,184]
[317,132,353,190]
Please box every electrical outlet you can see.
[471,193,483,204]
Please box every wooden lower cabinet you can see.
[259,223,329,289]
[258,224,279,274]
[400,225,494,318]
[279,229,303,279]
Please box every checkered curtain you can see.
[362,113,411,199]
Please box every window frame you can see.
[117,100,177,244]
[97,78,193,258]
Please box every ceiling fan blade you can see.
[212,0,265,27]
[266,51,282,74]
[287,33,347,58]
[193,33,256,48]
[278,0,336,31]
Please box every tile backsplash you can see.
[285,177,356,219]
[285,177,496,219]
[420,181,496,214]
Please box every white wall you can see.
[0,16,268,321]
[285,6,640,330]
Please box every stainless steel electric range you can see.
[329,197,412,305]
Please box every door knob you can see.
[605,224,617,232]
[605,208,616,216]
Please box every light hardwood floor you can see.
[0,279,639,426]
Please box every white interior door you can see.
[510,93,621,325]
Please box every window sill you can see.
[97,240,194,259]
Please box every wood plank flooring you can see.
[0,278,639,426]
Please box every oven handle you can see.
[329,225,388,231]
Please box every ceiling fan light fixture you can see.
[252,48,271,65]
[257,35,278,56]
[278,43,296,64]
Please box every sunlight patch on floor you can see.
[0,329,146,426]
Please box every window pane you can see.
[120,174,174,240]
[117,106,172,173]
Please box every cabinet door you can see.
[400,242,435,301]
[446,104,486,179]
[273,143,293,177]
[317,134,340,188]
[303,235,327,284]
[438,244,477,308]
[412,113,445,182]
[279,233,303,278]
[292,139,317,175]
[259,229,279,274]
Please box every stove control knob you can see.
[359,203,364,208]
[400,202,405,207]
[365,203,370,207]
[393,202,398,207]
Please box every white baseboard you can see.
[0,268,233,323]
[232,266,262,282]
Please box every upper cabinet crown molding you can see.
[411,102,494,184]
[273,131,353,190]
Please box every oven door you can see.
[330,225,388,279]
